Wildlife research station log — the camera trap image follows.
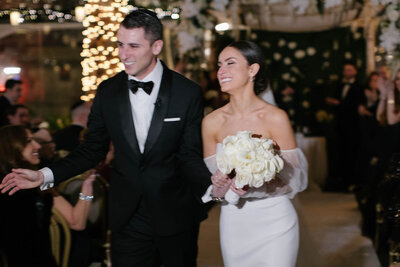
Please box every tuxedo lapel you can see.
[143,65,171,156]
[118,74,141,157]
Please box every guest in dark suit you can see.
[0,79,22,126]
[0,9,211,267]
[53,100,92,152]
[6,104,30,127]
[325,62,363,190]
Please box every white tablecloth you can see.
[295,133,328,190]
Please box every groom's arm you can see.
[49,84,110,184]
[177,84,212,199]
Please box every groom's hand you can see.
[211,170,231,198]
[0,169,44,195]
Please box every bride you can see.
[202,40,308,267]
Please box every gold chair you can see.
[49,207,71,267]
[57,172,110,265]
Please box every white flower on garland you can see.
[379,22,400,52]
[288,42,297,49]
[324,0,343,9]
[197,14,214,29]
[306,47,316,56]
[178,31,200,54]
[291,0,310,15]
[345,52,352,59]
[282,72,291,80]
[278,39,286,47]
[212,0,229,12]
[295,50,306,59]
[302,100,310,108]
[284,57,292,65]
[181,0,201,18]
[273,52,282,61]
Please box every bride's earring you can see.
[250,76,255,82]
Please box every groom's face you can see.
[117,26,163,80]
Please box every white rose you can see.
[236,172,252,188]
[261,139,274,151]
[236,138,255,152]
[216,153,233,174]
[273,155,284,172]
[278,39,286,47]
[250,160,265,173]
[251,173,265,188]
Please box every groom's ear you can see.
[249,63,260,77]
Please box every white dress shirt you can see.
[129,59,163,153]
[40,59,163,190]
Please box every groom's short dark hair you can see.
[121,9,163,44]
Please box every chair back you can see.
[49,207,71,267]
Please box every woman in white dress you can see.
[202,41,308,267]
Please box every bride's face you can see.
[217,47,252,93]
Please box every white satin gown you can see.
[203,144,308,267]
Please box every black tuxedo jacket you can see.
[49,64,211,235]
[336,81,362,126]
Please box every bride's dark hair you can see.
[227,40,267,95]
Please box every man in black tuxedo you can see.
[0,79,22,127]
[0,9,211,267]
[325,62,362,190]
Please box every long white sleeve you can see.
[242,148,308,199]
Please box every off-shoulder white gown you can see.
[203,144,308,267]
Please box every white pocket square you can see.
[164,117,181,122]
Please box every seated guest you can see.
[53,100,92,153]
[0,79,22,127]
[0,125,95,267]
[32,128,56,168]
[5,104,30,127]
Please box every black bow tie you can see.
[128,79,154,95]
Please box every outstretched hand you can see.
[0,169,44,195]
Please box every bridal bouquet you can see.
[216,131,284,189]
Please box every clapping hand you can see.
[0,169,44,195]
[211,170,232,198]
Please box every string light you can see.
[80,0,132,100]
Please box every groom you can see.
[0,9,211,267]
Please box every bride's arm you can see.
[241,108,308,199]
[201,113,232,202]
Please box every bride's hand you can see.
[211,170,231,198]
[230,177,248,196]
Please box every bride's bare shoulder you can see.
[261,103,290,124]
[203,106,229,125]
